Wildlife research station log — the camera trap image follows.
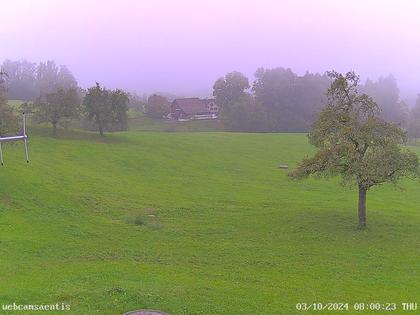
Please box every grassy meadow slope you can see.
[0,127,419,314]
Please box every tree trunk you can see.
[52,122,57,137]
[358,185,367,229]
[99,124,104,136]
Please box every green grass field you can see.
[0,126,419,314]
[6,100,25,108]
[127,109,224,132]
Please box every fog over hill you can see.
[1,0,419,103]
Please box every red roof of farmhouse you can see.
[172,98,215,114]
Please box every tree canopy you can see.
[363,75,408,124]
[289,71,419,229]
[213,71,250,107]
[144,94,170,119]
[213,69,332,132]
[213,71,268,132]
[83,83,129,135]
[253,68,330,132]
[1,59,78,100]
[0,70,17,135]
[33,87,81,135]
[408,95,420,142]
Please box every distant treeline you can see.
[213,68,411,133]
[1,59,78,100]
[0,59,129,136]
[2,59,420,137]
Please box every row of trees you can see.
[27,82,129,136]
[1,59,129,136]
[213,68,414,133]
[213,69,330,132]
[1,59,77,100]
[3,59,420,137]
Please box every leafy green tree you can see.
[0,69,7,98]
[0,59,78,100]
[83,83,111,136]
[33,87,81,135]
[144,94,169,119]
[36,61,77,94]
[213,71,267,131]
[0,103,16,136]
[252,67,330,132]
[213,71,250,108]
[220,93,268,132]
[1,59,37,100]
[0,70,17,135]
[408,95,420,143]
[289,71,419,229]
[31,61,81,135]
[109,89,129,131]
[363,75,407,124]
[83,83,129,135]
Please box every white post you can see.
[24,138,29,163]
[0,112,30,164]
[23,113,29,163]
[0,142,3,165]
[23,112,26,136]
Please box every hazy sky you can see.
[1,0,420,101]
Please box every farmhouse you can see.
[169,98,219,120]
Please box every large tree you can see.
[1,59,37,100]
[252,67,330,132]
[109,89,129,131]
[36,61,78,94]
[213,71,250,108]
[0,59,78,101]
[83,83,129,135]
[213,71,267,132]
[144,94,170,119]
[83,83,111,136]
[407,95,420,143]
[218,92,267,132]
[363,75,407,124]
[289,71,419,229]
[0,70,17,135]
[33,87,81,135]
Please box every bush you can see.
[134,214,145,226]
